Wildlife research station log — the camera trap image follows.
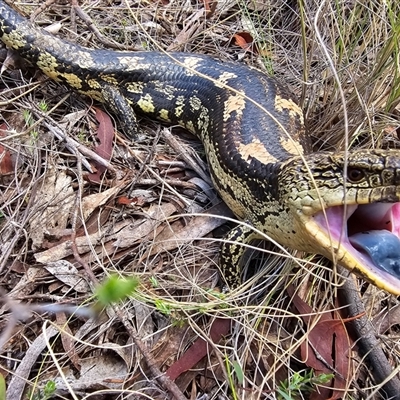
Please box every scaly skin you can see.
[1,1,400,293]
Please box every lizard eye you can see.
[347,167,365,182]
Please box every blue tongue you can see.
[349,230,400,277]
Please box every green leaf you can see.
[43,380,56,397]
[232,361,244,385]
[276,388,294,400]
[95,275,139,307]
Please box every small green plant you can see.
[76,129,89,143]
[232,361,244,385]
[22,109,39,140]
[23,101,47,140]
[276,370,333,400]
[30,130,39,141]
[149,276,158,287]
[27,380,56,400]
[224,357,240,400]
[38,100,48,113]
[153,299,185,326]
[95,274,140,308]
[154,298,173,316]
[22,109,33,127]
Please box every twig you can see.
[115,306,188,400]
[70,0,140,51]
[29,0,58,20]
[161,128,213,186]
[338,267,400,399]
[32,110,117,174]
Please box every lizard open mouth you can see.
[310,202,400,294]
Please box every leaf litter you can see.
[1,0,400,399]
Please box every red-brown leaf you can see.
[0,124,13,175]
[165,318,231,380]
[56,312,81,371]
[88,107,114,183]
[203,0,217,16]
[116,196,134,205]
[231,32,259,54]
[287,286,351,399]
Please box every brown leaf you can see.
[80,186,121,222]
[287,286,351,399]
[231,32,259,54]
[88,107,114,183]
[56,312,81,371]
[45,260,90,293]
[0,124,13,174]
[165,318,231,380]
[373,303,400,333]
[146,202,231,256]
[116,196,134,205]
[1,49,22,74]
[35,202,177,263]
[203,0,217,16]
[167,9,205,51]
[28,168,74,249]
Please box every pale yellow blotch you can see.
[279,136,305,157]
[215,71,237,87]
[178,119,195,133]
[223,92,246,122]
[75,50,97,69]
[2,29,26,49]
[37,53,61,81]
[189,96,202,111]
[186,121,196,132]
[61,73,83,89]
[238,139,278,164]
[181,56,202,72]
[137,93,155,113]
[83,90,104,102]
[126,82,145,94]
[175,96,186,117]
[274,95,304,123]
[101,75,119,85]
[87,79,101,89]
[159,109,170,121]
[197,105,210,133]
[117,56,147,71]
[154,82,176,100]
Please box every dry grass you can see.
[1,0,400,399]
